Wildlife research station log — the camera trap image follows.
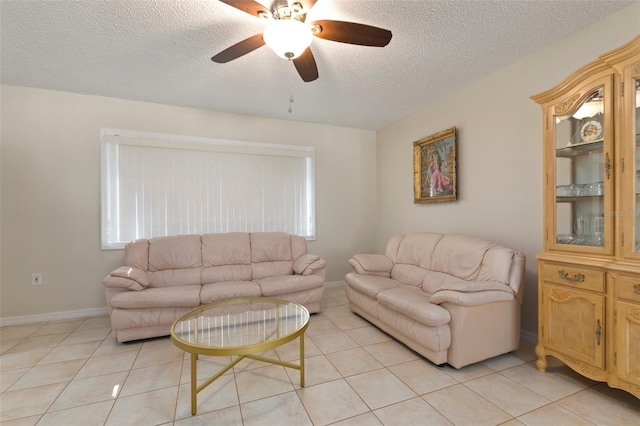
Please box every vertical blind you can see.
[101,129,315,249]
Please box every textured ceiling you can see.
[0,0,634,130]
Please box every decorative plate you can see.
[580,120,602,142]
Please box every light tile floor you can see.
[1,285,639,425]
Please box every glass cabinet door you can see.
[551,78,613,253]
[634,79,639,254]
[625,75,640,257]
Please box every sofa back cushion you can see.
[202,233,252,283]
[477,245,515,285]
[389,233,444,286]
[148,235,202,287]
[124,239,149,270]
[430,235,492,280]
[251,232,295,279]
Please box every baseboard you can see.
[520,328,537,345]
[325,280,346,288]
[0,307,110,327]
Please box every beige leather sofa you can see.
[346,232,525,368]
[103,232,326,342]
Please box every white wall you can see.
[376,4,639,333]
[0,88,377,318]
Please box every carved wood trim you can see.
[554,93,581,115]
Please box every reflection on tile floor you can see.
[1,284,639,425]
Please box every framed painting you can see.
[413,126,457,204]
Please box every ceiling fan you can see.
[212,0,392,82]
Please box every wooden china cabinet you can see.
[531,35,640,399]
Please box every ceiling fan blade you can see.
[311,20,392,47]
[219,0,269,18]
[211,34,265,63]
[297,0,318,12]
[292,48,318,82]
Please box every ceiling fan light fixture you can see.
[263,19,313,60]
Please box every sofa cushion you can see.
[430,289,514,306]
[255,274,323,296]
[431,235,492,280]
[477,246,515,284]
[252,261,294,280]
[438,280,514,293]
[109,285,201,309]
[377,287,451,326]
[395,233,444,269]
[251,232,292,262]
[421,270,451,294]
[148,235,202,272]
[293,254,320,274]
[149,268,201,288]
[202,265,252,284]
[391,264,428,287]
[345,273,399,299]
[200,281,262,304]
[291,234,308,259]
[202,233,251,266]
[124,239,149,270]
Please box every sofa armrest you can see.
[430,289,514,306]
[348,254,393,277]
[103,266,149,291]
[294,254,326,276]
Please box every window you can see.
[101,129,315,249]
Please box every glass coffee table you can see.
[170,297,310,415]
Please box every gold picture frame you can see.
[413,127,457,204]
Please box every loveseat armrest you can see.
[348,254,393,277]
[293,254,327,276]
[103,266,149,291]
[429,288,514,307]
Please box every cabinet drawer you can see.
[542,263,604,292]
[617,274,640,303]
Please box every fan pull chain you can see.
[288,95,294,113]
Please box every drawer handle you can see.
[595,319,601,346]
[634,284,640,294]
[558,270,585,283]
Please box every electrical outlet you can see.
[32,273,42,285]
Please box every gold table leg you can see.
[190,353,197,415]
[299,333,305,387]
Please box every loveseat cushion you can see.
[477,246,515,284]
[429,289,514,306]
[344,273,399,299]
[349,254,393,277]
[394,233,444,268]
[200,281,262,304]
[377,287,451,326]
[431,235,492,280]
[109,285,201,309]
[255,275,323,296]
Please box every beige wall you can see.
[0,88,377,317]
[1,4,638,326]
[375,4,639,334]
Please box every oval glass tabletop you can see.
[171,297,309,355]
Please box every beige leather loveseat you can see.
[104,232,326,342]
[346,232,525,368]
